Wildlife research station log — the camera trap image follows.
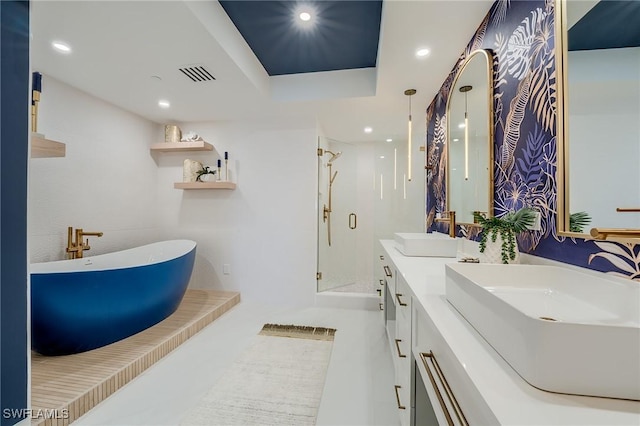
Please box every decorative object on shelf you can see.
[165,125,182,143]
[474,208,536,264]
[181,131,204,142]
[183,159,203,182]
[569,211,591,233]
[224,151,229,181]
[29,71,67,158]
[196,166,216,182]
[32,71,42,132]
[217,159,222,181]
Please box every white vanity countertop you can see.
[380,239,640,425]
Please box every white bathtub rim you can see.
[30,239,196,274]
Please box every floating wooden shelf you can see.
[150,141,213,152]
[174,181,236,190]
[31,134,66,158]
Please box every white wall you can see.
[155,118,318,307]
[30,77,319,307]
[29,76,161,262]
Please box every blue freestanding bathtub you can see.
[30,240,196,356]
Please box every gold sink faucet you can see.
[66,226,103,259]
[435,210,456,238]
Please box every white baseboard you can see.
[314,292,380,310]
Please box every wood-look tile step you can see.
[30,289,239,426]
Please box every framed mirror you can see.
[557,0,640,240]
[446,49,494,224]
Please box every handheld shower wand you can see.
[320,149,342,246]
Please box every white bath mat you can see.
[180,324,336,426]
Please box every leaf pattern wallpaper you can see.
[425,0,640,281]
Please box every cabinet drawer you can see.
[395,275,411,319]
[393,381,411,426]
[413,306,497,425]
[380,263,396,296]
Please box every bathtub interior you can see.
[30,239,196,273]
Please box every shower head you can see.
[324,150,342,163]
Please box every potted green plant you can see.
[473,208,537,264]
[569,211,591,233]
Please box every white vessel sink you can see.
[445,263,640,400]
[394,232,458,257]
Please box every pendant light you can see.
[404,89,416,181]
[460,85,472,181]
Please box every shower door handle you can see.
[349,213,357,229]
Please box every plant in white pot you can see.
[473,208,536,264]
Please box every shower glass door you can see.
[317,137,358,292]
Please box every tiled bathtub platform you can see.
[31,290,240,426]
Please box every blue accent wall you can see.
[426,0,640,281]
[0,1,29,424]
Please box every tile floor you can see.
[31,290,240,426]
[73,301,400,426]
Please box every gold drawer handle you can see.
[395,293,407,306]
[394,385,406,410]
[383,265,392,277]
[394,339,407,358]
[420,351,468,426]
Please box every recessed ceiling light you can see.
[458,123,465,128]
[52,41,71,54]
[386,138,393,142]
[364,127,373,133]
[294,5,316,29]
[416,48,430,58]
[158,100,171,109]
[299,11,311,21]
[453,138,460,142]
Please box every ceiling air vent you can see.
[178,65,216,82]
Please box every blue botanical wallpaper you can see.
[425,0,640,281]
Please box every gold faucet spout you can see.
[434,211,456,238]
[590,227,640,240]
[82,231,104,237]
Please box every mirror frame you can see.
[555,0,637,240]
[555,0,583,238]
[445,48,495,225]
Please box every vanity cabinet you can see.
[380,255,395,339]
[380,239,640,425]
[393,274,412,426]
[381,239,471,426]
[413,304,469,426]
[377,253,388,315]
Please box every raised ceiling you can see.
[30,0,494,144]
[219,0,383,76]
[569,0,640,51]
